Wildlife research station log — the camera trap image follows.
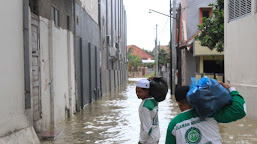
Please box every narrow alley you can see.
[40,78,257,144]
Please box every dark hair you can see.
[175,86,190,102]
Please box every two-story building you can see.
[176,0,224,86]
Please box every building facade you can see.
[176,0,222,86]
[0,0,127,142]
[225,0,257,119]
[0,0,40,143]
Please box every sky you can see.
[123,0,172,51]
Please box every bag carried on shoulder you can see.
[149,77,168,102]
[187,76,232,119]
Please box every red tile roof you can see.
[127,45,154,60]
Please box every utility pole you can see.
[171,0,177,94]
[177,3,182,86]
[169,0,173,94]
[155,24,158,76]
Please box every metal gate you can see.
[31,14,42,132]
[78,40,99,108]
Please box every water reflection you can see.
[41,79,257,144]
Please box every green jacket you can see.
[165,89,246,144]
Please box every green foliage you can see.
[158,48,170,66]
[127,53,142,70]
[128,47,134,55]
[196,0,224,52]
[145,72,155,78]
[144,63,154,68]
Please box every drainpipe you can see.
[23,0,31,109]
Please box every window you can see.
[203,60,224,73]
[202,10,210,18]
[199,8,212,24]
[67,15,70,30]
[229,0,251,22]
[51,6,60,27]
[29,0,38,15]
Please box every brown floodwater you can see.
[41,78,257,144]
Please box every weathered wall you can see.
[38,0,75,32]
[39,17,76,128]
[39,17,52,130]
[186,0,216,38]
[225,0,257,119]
[185,50,196,86]
[0,1,40,143]
[99,0,127,95]
[78,0,98,24]
[0,126,40,144]
[75,2,100,108]
[0,0,30,136]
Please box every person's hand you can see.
[218,81,231,90]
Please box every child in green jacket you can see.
[136,79,160,144]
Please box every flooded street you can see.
[41,78,257,144]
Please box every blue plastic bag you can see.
[186,76,232,119]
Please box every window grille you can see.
[229,0,251,21]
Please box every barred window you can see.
[229,0,251,21]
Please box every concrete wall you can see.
[186,0,216,38]
[38,0,75,32]
[0,1,40,143]
[39,17,52,130]
[75,2,100,108]
[78,0,98,24]
[184,50,196,86]
[99,0,127,95]
[0,126,40,144]
[39,17,76,129]
[0,0,30,136]
[225,1,257,119]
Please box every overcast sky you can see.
[123,0,172,51]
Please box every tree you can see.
[128,47,134,55]
[196,0,224,52]
[143,49,154,57]
[127,53,142,71]
[158,48,170,66]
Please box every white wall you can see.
[225,1,257,119]
[67,32,77,116]
[39,17,51,130]
[40,17,76,129]
[0,0,30,136]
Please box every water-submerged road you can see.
[41,78,257,144]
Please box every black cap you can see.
[175,86,190,102]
